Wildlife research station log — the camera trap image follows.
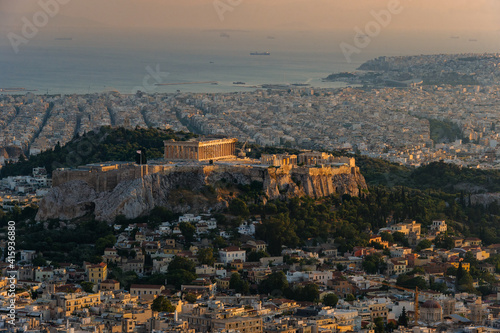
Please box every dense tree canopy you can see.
[1,126,197,177]
[322,293,339,307]
[197,248,216,266]
[151,296,176,312]
[166,256,196,289]
[259,271,289,295]
[229,273,250,294]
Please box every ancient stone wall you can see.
[39,163,367,222]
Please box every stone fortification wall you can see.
[52,164,171,192]
[38,163,367,222]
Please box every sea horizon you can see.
[1,28,499,95]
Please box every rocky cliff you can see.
[0,146,24,161]
[36,164,367,222]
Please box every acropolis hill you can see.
[37,138,367,222]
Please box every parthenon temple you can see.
[164,138,237,161]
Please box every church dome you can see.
[422,300,441,309]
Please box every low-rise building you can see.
[55,292,101,317]
[87,262,108,284]
[430,220,447,234]
[130,284,165,300]
[220,246,246,264]
[387,258,409,276]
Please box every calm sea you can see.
[0,29,499,95]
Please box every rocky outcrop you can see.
[468,193,500,206]
[0,146,24,160]
[36,165,367,222]
[36,180,97,221]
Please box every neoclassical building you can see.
[164,138,237,161]
[420,300,442,324]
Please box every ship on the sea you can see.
[0,87,25,92]
[250,52,270,56]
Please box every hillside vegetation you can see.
[0,126,197,177]
[1,127,500,265]
[2,127,500,194]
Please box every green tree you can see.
[398,307,409,327]
[150,206,175,222]
[212,236,228,249]
[166,269,196,289]
[32,255,47,266]
[456,262,474,292]
[197,248,216,266]
[179,222,196,243]
[290,284,319,302]
[229,198,250,217]
[380,232,394,243]
[109,268,138,290]
[256,213,300,255]
[322,293,339,307]
[434,234,454,250]
[362,254,386,274]
[247,250,269,262]
[396,274,428,290]
[166,256,197,289]
[345,294,356,302]
[415,239,432,252]
[455,262,465,286]
[95,234,116,254]
[168,256,196,273]
[446,266,457,276]
[374,317,385,333]
[393,232,409,246]
[151,296,176,312]
[229,272,250,294]
[259,271,289,295]
[80,281,95,293]
[185,293,197,304]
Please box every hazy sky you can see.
[1,0,499,32]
